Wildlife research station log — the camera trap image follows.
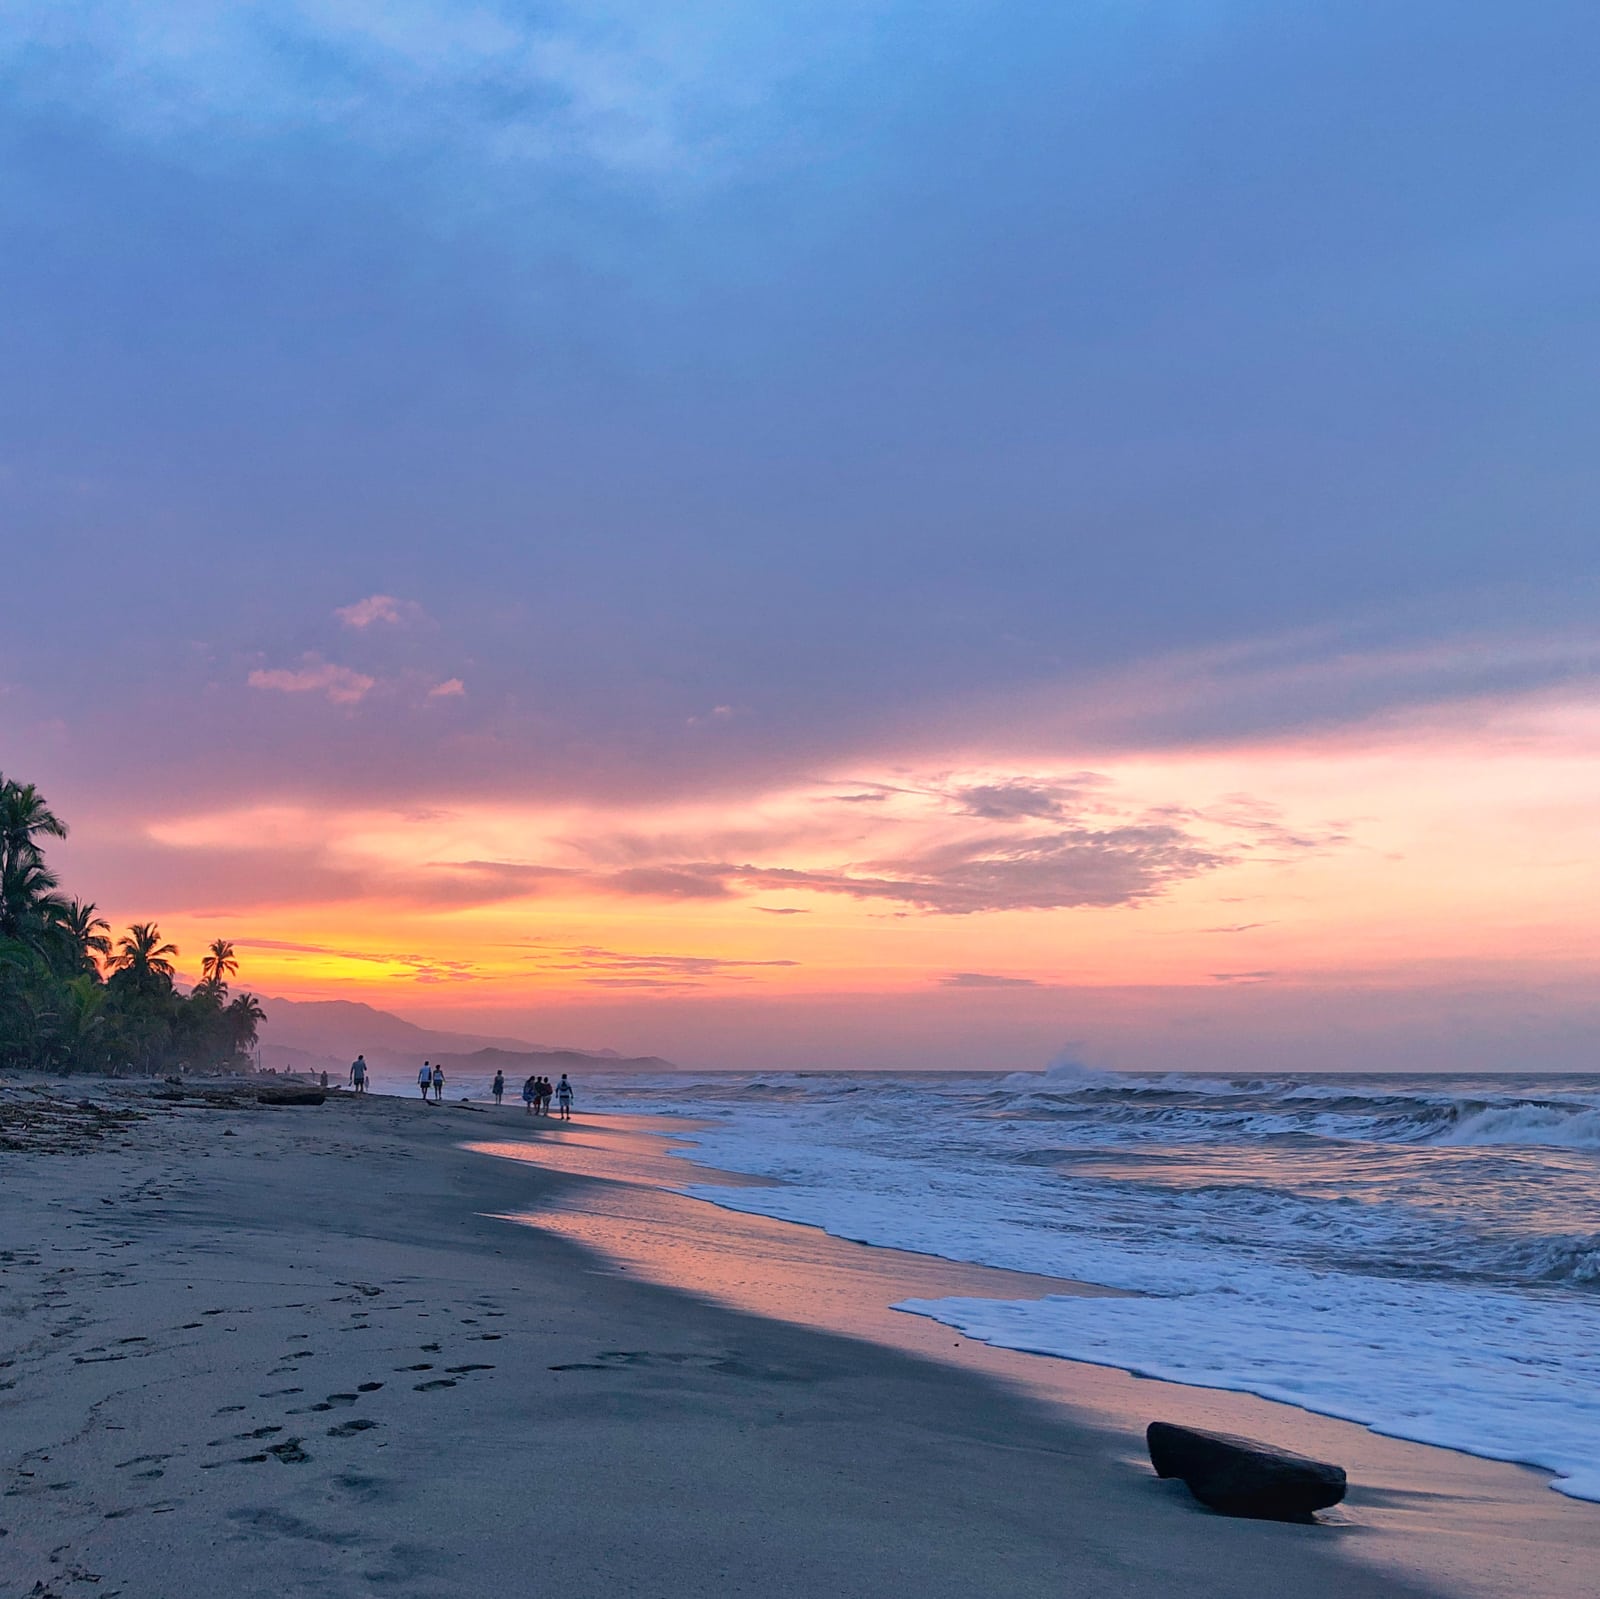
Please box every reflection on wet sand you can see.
[470,1120,1116,1359]
[468,1114,1600,1599]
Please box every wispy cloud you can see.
[962,618,1600,757]
[940,971,1042,988]
[0,1,924,185]
[600,866,734,900]
[415,861,577,906]
[948,779,1101,821]
[336,594,427,629]
[248,659,375,705]
[427,678,466,699]
[710,822,1229,914]
[234,937,482,984]
[527,944,800,990]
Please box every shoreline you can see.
[474,1108,1600,1599]
[2,1079,1593,1597]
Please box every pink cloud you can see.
[335,594,426,628]
[428,678,466,699]
[248,660,376,705]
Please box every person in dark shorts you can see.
[522,1075,536,1114]
[418,1062,432,1101]
[350,1054,368,1094]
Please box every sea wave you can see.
[590,1065,1600,1502]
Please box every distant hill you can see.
[257,996,675,1074]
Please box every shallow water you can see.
[562,1065,1600,1502]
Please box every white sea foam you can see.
[894,1282,1600,1503]
[1439,1104,1600,1150]
[585,1068,1600,1504]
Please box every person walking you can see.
[554,1073,574,1120]
[418,1061,432,1101]
[521,1075,536,1115]
[492,1069,504,1106]
[431,1062,445,1103]
[538,1075,552,1115]
[350,1054,368,1094]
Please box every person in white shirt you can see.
[418,1062,432,1101]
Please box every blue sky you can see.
[3,4,1599,1067]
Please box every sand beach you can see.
[2,1081,1595,1599]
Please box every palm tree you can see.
[56,899,111,975]
[0,852,68,945]
[0,778,71,953]
[56,975,109,1071]
[0,778,68,874]
[200,938,239,994]
[112,923,179,986]
[227,991,266,1056]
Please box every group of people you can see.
[342,1053,575,1119]
[490,1069,574,1119]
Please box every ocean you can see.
[568,1065,1600,1502]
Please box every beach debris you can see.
[1146,1422,1347,1520]
[0,1089,144,1153]
[256,1086,326,1107]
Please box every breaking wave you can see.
[585,1065,1600,1502]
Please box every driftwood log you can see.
[1147,1422,1347,1520]
[256,1086,327,1107]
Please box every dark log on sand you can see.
[256,1086,327,1107]
[1147,1422,1347,1520]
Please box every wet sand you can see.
[2,1081,1594,1598]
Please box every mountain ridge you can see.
[256,995,672,1073]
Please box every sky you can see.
[3,2,1599,1071]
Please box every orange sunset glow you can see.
[34,675,1598,1072]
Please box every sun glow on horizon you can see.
[79,687,1600,1023]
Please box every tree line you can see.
[0,774,265,1074]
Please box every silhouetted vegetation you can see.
[0,774,264,1074]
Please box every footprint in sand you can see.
[327,1419,380,1438]
[413,1379,456,1392]
[289,1392,359,1414]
